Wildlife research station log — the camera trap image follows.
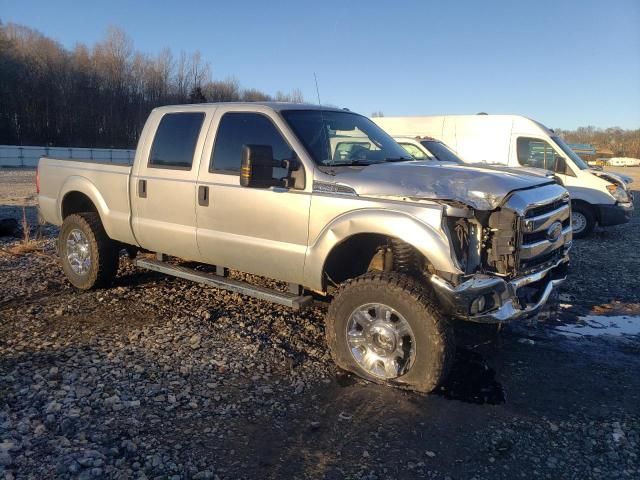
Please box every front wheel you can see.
[326,272,454,393]
[571,203,596,239]
[58,213,120,289]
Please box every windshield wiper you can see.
[326,160,375,166]
[384,157,413,162]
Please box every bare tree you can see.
[0,21,307,148]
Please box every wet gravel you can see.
[1,168,639,479]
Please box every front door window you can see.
[517,137,562,171]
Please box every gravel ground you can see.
[1,167,639,479]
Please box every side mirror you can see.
[240,145,279,188]
[554,156,567,174]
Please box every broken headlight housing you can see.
[606,184,630,203]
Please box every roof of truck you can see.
[153,102,350,113]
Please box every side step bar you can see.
[134,258,314,311]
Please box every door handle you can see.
[138,179,147,198]
[198,185,209,206]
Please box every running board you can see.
[134,258,314,311]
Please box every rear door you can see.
[131,109,210,260]
[195,109,311,284]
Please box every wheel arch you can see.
[57,176,122,242]
[304,209,462,292]
[571,198,598,222]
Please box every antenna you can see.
[313,72,322,105]
[313,72,330,165]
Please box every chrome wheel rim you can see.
[346,303,416,379]
[571,212,586,234]
[66,229,91,275]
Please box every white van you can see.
[373,115,634,238]
[393,136,555,180]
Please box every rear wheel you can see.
[58,213,120,289]
[326,272,454,393]
[571,203,595,238]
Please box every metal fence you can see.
[0,145,135,167]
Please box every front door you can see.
[196,111,311,284]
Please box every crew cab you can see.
[38,103,571,392]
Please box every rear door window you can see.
[517,137,561,171]
[210,113,293,175]
[148,112,205,169]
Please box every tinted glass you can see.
[282,110,411,166]
[421,141,462,163]
[334,142,372,162]
[517,137,562,171]
[211,113,293,174]
[149,112,205,169]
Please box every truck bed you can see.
[38,157,136,245]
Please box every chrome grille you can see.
[518,191,571,273]
[501,184,572,275]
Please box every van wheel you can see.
[571,203,595,238]
[326,272,454,393]
[58,213,120,289]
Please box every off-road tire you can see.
[571,203,595,239]
[58,213,119,289]
[326,272,455,393]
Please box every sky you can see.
[1,0,639,129]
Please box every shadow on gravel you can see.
[335,347,506,405]
[434,348,505,405]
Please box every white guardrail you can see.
[0,145,135,167]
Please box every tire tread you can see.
[59,212,119,289]
[326,272,454,393]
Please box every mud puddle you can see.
[553,314,640,338]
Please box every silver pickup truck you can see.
[38,102,571,392]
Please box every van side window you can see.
[211,113,293,174]
[517,137,561,171]
[149,112,205,169]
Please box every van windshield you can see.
[551,136,589,170]
[281,110,412,166]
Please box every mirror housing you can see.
[554,156,568,175]
[240,144,306,189]
[240,145,279,188]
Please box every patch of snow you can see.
[553,315,640,337]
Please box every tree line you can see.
[0,22,304,149]
[555,126,640,159]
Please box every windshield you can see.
[281,110,412,166]
[551,136,589,170]
[420,140,463,163]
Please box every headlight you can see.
[606,184,630,203]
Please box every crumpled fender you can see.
[303,208,462,291]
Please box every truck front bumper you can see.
[597,202,633,227]
[430,256,569,324]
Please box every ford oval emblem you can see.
[547,221,563,242]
